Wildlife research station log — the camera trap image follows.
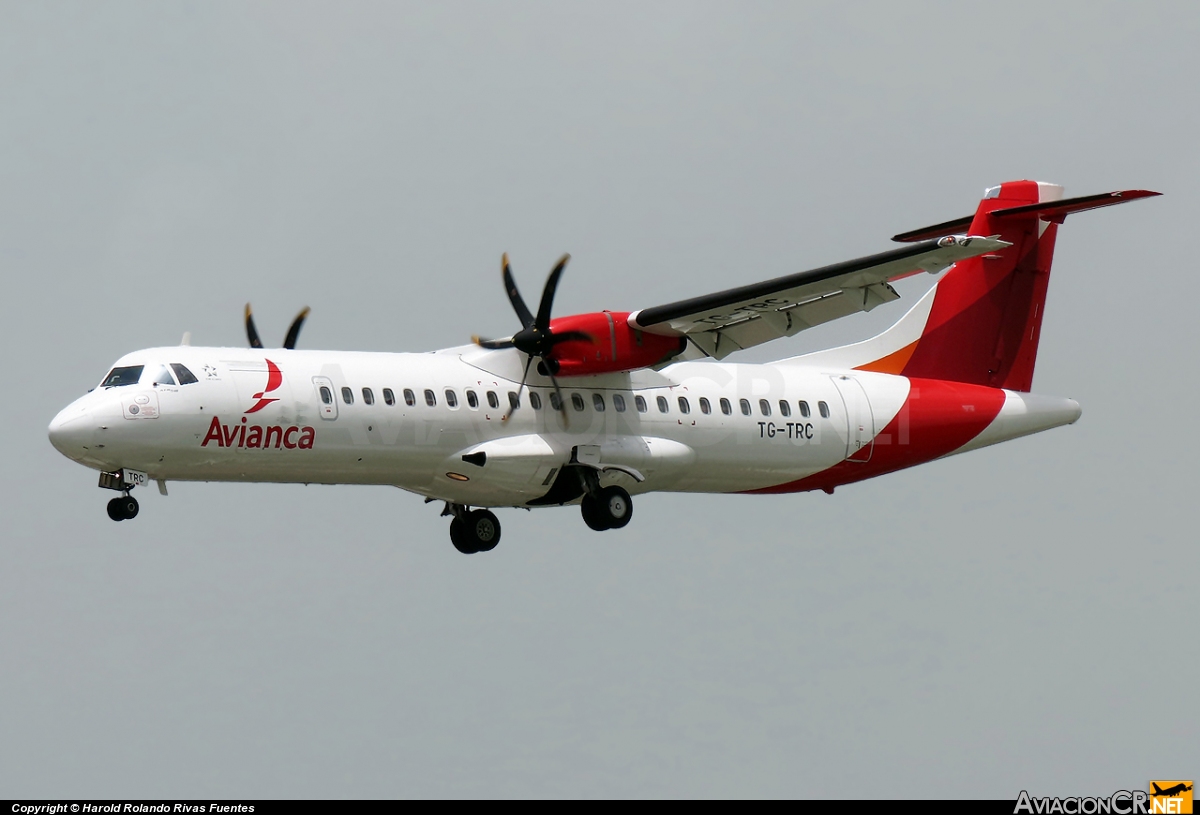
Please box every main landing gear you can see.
[106,493,139,522]
[439,473,635,553]
[445,504,501,555]
[580,485,633,532]
[572,464,633,532]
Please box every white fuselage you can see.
[48,343,1081,508]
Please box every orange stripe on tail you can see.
[855,339,919,375]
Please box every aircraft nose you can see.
[48,403,95,459]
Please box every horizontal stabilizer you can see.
[988,189,1160,223]
[893,189,1160,242]
[891,216,975,243]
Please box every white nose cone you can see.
[48,403,95,460]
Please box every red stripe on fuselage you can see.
[744,378,1006,494]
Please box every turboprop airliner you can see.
[48,181,1158,553]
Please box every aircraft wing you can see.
[626,235,1009,359]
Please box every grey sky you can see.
[1,0,1196,798]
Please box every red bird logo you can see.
[245,359,283,414]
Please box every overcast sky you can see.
[2,0,1196,799]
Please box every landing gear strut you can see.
[107,493,139,522]
[446,504,501,554]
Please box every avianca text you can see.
[201,416,315,449]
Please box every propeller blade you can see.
[549,373,568,428]
[502,253,536,329]
[244,303,263,349]
[548,330,594,346]
[503,354,536,422]
[282,306,310,350]
[472,335,515,350]
[535,254,570,330]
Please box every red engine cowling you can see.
[541,311,687,377]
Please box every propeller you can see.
[245,304,311,350]
[473,253,591,422]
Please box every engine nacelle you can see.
[539,311,687,377]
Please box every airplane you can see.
[47,180,1159,554]
[1152,784,1193,798]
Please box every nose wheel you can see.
[580,485,633,531]
[106,494,139,522]
[447,506,501,554]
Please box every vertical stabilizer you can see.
[797,182,1156,391]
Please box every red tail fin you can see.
[816,182,1158,391]
[896,180,1061,391]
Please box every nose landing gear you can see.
[106,493,139,522]
[99,469,144,522]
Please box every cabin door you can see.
[831,375,875,463]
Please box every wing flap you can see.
[629,235,1008,359]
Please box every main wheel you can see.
[599,486,632,529]
[581,494,611,531]
[449,517,477,554]
[466,509,501,552]
[107,495,139,522]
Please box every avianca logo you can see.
[202,416,315,449]
[245,359,283,414]
[202,359,316,449]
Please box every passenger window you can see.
[530,392,542,410]
[341,387,354,405]
[699,397,711,415]
[549,392,563,412]
[445,389,458,408]
[571,393,585,412]
[740,399,751,416]
[720,398,732,416]
[635,395,648,413]
[424,389,437,407]
[363,388,375,405]
[169,363,198,385]
[509,391,519,410]
[592,393,605,412]
[818,400,830,419]
[613,394,627,413]
[403,389,416,406]
[656,396,669,413]
[678,397,690,414]
[319,386,333,405]
[759,399,771,417]
[487,391,499,409]
[466,390,479,408]
[779,400,790,417]
[151,365,175,386]
[102,366,144,388]
[798,400,810,418]
[383,388,395,406]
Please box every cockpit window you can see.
[102,366,144,387]
[150,365,176,386]
[170,363,198,385]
